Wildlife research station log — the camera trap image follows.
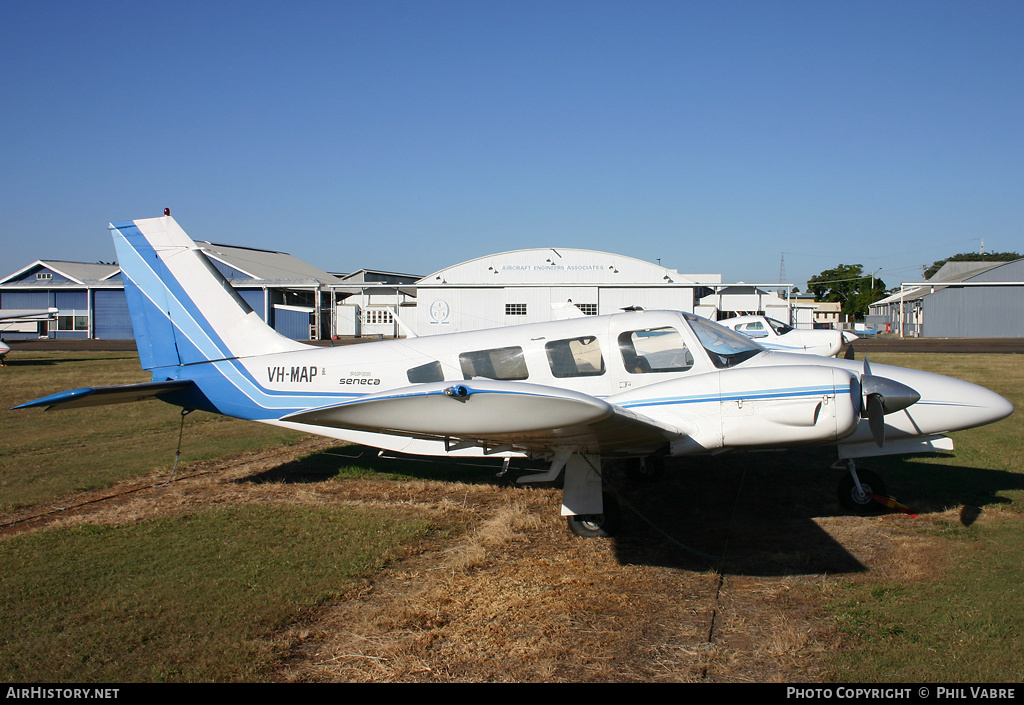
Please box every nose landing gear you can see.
[835,459,888,515]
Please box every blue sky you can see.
[2,1,1021,289]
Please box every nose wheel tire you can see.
[566,493,622,538]
[838,468,888,514]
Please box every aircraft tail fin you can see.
[110,216,308,372]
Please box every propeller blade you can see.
[858,355,920,448]
[867,394,885,446]
[844,344,855,360]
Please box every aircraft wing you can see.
[281,380,684,456]
[12,380,195,411]
[0,308,58,323]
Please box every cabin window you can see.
[406,360,444,384]
[618,327,694,374]
[545,337,605,378]
[459,346,529,381]
[738,321,768,338]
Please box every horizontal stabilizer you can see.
[13,380,195,411]
[282,380,682,455]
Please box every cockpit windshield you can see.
[766,317,795,336]
[683,313,764,369]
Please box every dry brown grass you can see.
[2,438,952,683]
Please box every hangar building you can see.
[0,242,339,340]
[695,285,798,324]
[412,248,721,336]
[869,258,1024,337]
[330,269,420,339]
[0,261,124,339]
[3,241,818,343]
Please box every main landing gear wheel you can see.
[838,468,888,515]
[566,493,622,538]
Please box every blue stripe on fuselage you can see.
[618,385,845,410]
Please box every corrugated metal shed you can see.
[923,259,1024,337]
[196,241,337,284]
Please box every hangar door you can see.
[93,289,134,339]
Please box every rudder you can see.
[110,216,306,372]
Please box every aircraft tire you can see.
[566,493,622,538]
[838,469,887,515]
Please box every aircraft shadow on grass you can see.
[237,444,1024,577]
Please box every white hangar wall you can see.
[414,248,720,336]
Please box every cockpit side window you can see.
[459,346,529,380]
[617,327,694,374]
[767,318,794,335]
[545,336,605,378]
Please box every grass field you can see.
[0,350,453,682]
[0,351,310,511]
[1,348,1022,682]
[823,353,1024,682]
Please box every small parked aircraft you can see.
[0,308,58,363]
[14,216,1014,536]
[718,314,856,357]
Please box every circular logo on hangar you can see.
[429,299,451,323]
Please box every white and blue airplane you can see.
[14,216,1014,536]
[0,308,59,364]
[718,314,856,357]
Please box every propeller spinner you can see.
[860,358,921,447]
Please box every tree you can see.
[924,252,1021,280]
[806,264,886,318]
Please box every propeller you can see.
[859,357,921,447]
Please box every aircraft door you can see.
[608,316,698,392]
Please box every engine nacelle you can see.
[614,365,860,454]
[719,365,860,448]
